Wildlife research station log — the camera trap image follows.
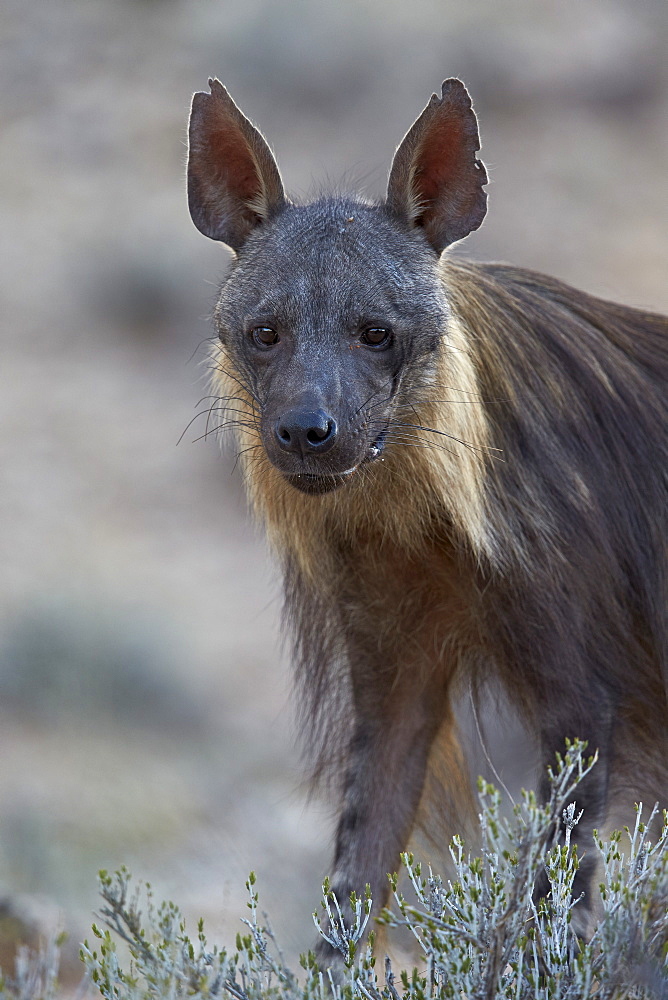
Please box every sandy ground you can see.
[0,0,666,980]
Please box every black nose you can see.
[275,408,337,457]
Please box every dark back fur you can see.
[446,262,667,792]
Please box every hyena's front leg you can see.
[311,540,477,969]
[313,591,467,969]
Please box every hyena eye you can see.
[359,327,392,348]
[251,326,280,348]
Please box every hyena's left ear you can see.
[187,79,286,251]
[386,79,487,253]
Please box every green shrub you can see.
[2,742,666,1000]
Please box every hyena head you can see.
[187,80,487,495]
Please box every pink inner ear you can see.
[188,82,285,246]
[414,114,466,206]
[206,125,262,206]
[386,80,487,248]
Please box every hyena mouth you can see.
[283,470,356,495]
[283,431,388,495]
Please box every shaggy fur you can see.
[187,78,668,948]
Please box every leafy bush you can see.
[1,742,666,1000]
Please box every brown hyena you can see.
[186,78,668,955]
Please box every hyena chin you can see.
[187,78,668,953]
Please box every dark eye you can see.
[251,326,280,348]
[359,327,392,349]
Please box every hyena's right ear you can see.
[386,80,487,253]
[187,80,286,251]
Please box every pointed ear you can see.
[187,80,286,250]
[386,79,487,253]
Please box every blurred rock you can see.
[81,242,199,344]
[0,599,207,735]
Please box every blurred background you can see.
[1,0,667,981]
